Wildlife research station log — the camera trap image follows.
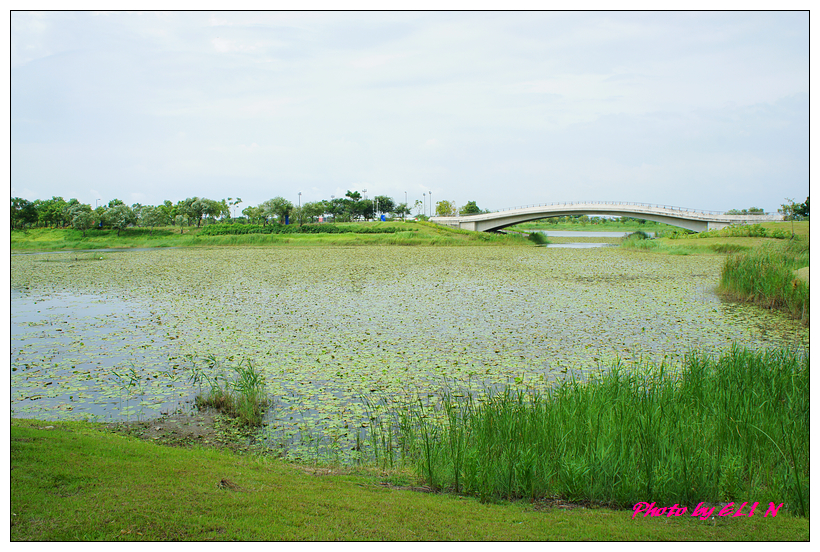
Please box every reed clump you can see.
[620,231,658,251]
[363,346,809,515]
[189,355,270,427]
[720,239,809,323]
[527,232,549,245]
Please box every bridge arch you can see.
[431,201,781,233]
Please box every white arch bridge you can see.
[430,201,782,233]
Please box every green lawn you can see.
[10,420,808,541]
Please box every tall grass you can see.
[620,231,658,251]
[189,355,270,426]
[720,239,809,322]
[670,224,791,240]
[363,347,809,514]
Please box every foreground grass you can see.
[10,419,808,541]
[364,347,809,516]
[10,221,529,251]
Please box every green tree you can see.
[66,203,94,237]
[160,200,176,223]
[726,207,765,215]
[779,198,804,237]
[34,196,68,227]
[328,198,352,222]
[103,204,136,237]
[141,205,170,235]
[374,195,395,218]
[460,201,482,215]
[227,197,242,220]
[795,196,809,219]
[355,199,374,221]
[435,200,457,216]
[177,197,207,227]
[201,198,227,224]
[301,201,326,223]
[174,214,187,234]
[393,202,411,221]
[345,190,362,202]
[11,197,38,230]
[242,205,267,225]
[262,197,294,224]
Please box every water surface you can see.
[11,246,807,459]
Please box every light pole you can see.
[96,199,100,209]
[405,191,407,221]
[423,193,426,218]
[298,192,302,225]
[429,191,433,217]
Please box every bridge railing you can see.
[456,201,776,217]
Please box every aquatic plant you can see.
[111,366,144,421]
[190,355,270,427]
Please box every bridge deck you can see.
[431,201,782,233]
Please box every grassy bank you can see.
[719,239,810,323]
[617,222,809,257]
[11,417,808,540]
[10,221,530,251]
[362,347,809,516]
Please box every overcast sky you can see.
[10,10,809,214]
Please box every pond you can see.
[10,246,808,460]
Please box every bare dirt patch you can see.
[107,408,265,454]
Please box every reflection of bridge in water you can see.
[431,201,783,233]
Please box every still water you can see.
[539,231,654,237]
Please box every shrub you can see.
[198,223,399,236]
[527,232,549,245]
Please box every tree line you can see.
[9,191,418,235]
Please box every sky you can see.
[10,10,810,214]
